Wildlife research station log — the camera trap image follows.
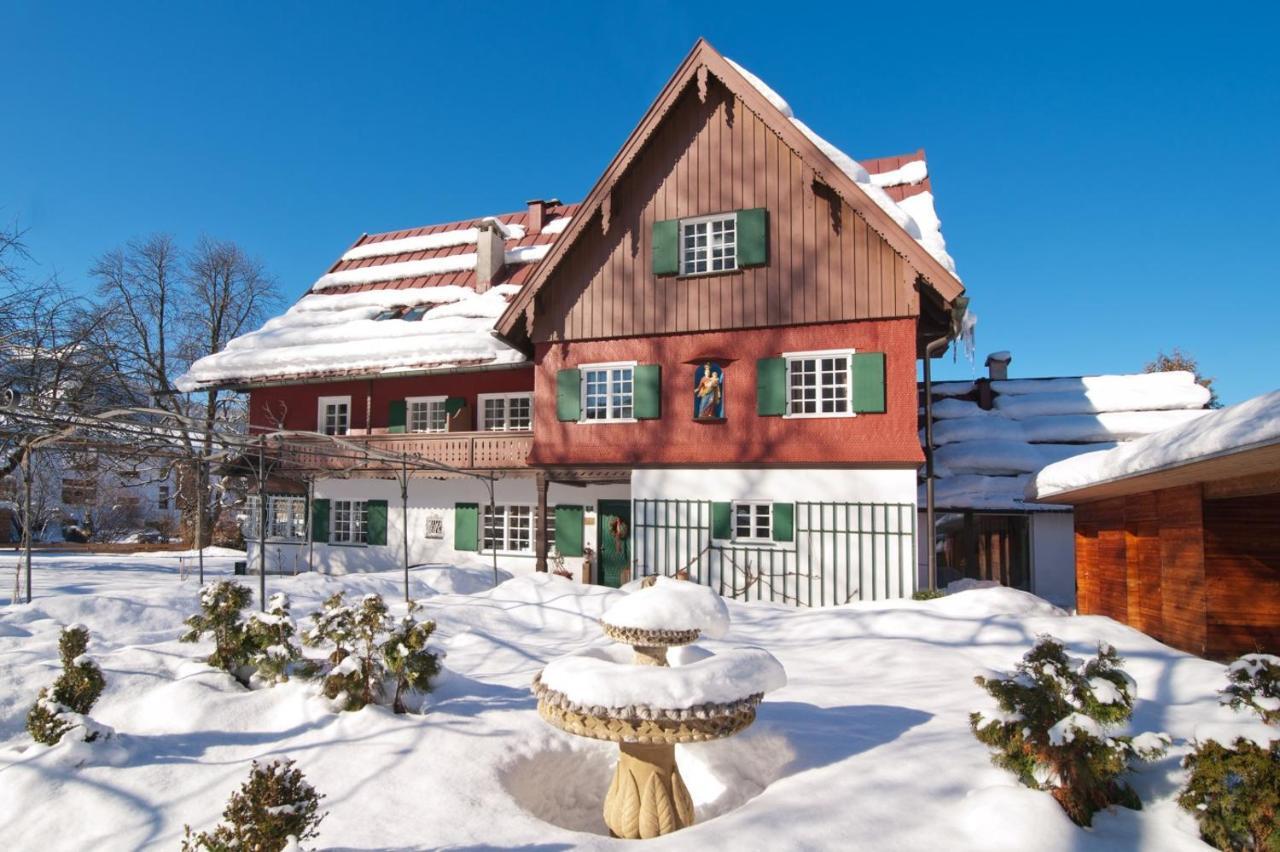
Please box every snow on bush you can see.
[181,758,326,852]
[25,624,108,746]
[1177,654,1280,851]
[245,593,313,687]
[181,580,259,684]
[970,635,1169,826]
[304,592,441,713]
[1219,654,1280,725]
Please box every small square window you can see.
[582,365,634,421]
[681,214,737,276]
[785,352,852,417]
[478,393,533,431]
[408,397,447,433]
[318,396,351,435]
[733,502,772,542]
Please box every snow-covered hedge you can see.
[970,636,1169,826]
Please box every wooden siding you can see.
[1203,493,1280,659]
[1073,484,1280,659]
[532,81,918,343]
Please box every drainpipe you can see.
[923,335,948,593]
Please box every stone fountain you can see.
[532,576,786,839]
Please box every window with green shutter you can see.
[634,364,661,419]
[310,498,329,543]
[366,500,388,546]
[653,218,679,276]
[711,501,732,540]
[772,502,795,542]
[556,368,581,421]
[554,505,584,557]
[736,208,768,267]
[454,503,479,551]
[388,400,406,434]
[756,357,787,416]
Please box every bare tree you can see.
[92,234,279,545]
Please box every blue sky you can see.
[2,2,1277,403]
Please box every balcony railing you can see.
[284,430,533,474]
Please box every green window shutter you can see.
[556,368,581,421]
[634,364,661,419]
[711,501,732,540]
[852,352,887,413]
[310,498,329,543]
[366,500,388,546]
[772,502,795,542]
[737,208,768,267]
[653,218,680,276]
[554,505,584,557]
[445,396,466,415]
[454,502,479,551]
[756,357,787,416]
[388,400,406,433]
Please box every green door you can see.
[596,500,632,588]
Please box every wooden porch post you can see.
[535,471,549,573]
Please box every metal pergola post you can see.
[22,442,32,603]
[257,435,267,611]
[400,452,410,603]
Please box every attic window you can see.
[373,307,406,321]
[681,213,737,275]
[401,305,430,321]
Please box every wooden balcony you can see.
[279,430,533,477]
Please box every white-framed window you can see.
[331,499,368,544]
[681,212,737,276]
[407,395,448,433]
[581,362,635,422]
[424,509,445,539]
[478,393,533,431]
[482,504,534,553]
[244,495,307,542]
[785,349,856,418]
[318,395,351,436]
[157,484,170,511]
[733,501,773,542]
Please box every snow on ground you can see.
[0,554,1254,850]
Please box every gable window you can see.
[318,396,351,435]
[478,392,532,431]
[582,363,635,422]
[785,350,854,418]
[331,499,368,544]
[733,501,772,542]
[482,504,533,553]
[407,396,448,433]
[681,213,737,275]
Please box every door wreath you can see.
[608,516,629,554]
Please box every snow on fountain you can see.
[532,576,786,839]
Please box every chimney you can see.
[525,197,560,235]
[985,351,1012,381]
[475,220,505,293]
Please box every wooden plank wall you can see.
[534,81,917,343]
[1073,483,1280,659]
[1203,493,1280,659]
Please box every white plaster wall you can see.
[632,467,917,504]
[1031,511,1077,610]
[247,476,630,576]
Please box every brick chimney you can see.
[985,351,1012,381]
[526,198,560,235]
[475,220,505,292]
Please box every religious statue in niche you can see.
[693,361,725,420]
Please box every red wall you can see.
[531,318,923,467]
[248,367,534,433]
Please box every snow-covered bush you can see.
[1179,738,1279,852]
[245,593,311,686]
[181,580,257,684]
[304,592,441,713]
[382,603,441,713]
[26,625,108,745]
[970,635,1169,826]
[912,588,945,601]
[1219,654,1280,726]
[1177,653,1280,851]
[181,758,325,852]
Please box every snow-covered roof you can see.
[177,205,576,389]
[726,58,958,280]
[925,370,1212,512]
[1028,389,1280,501]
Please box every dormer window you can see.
[681,213,737,275]
[401,305,429,321]
[373,307,406,321]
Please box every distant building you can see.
[919,352,1211,608]
[1029,390,1280,658]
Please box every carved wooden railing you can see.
[283,431,533,475]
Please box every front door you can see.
[596,500,631,588]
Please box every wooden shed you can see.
[1028,391,1280,660]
